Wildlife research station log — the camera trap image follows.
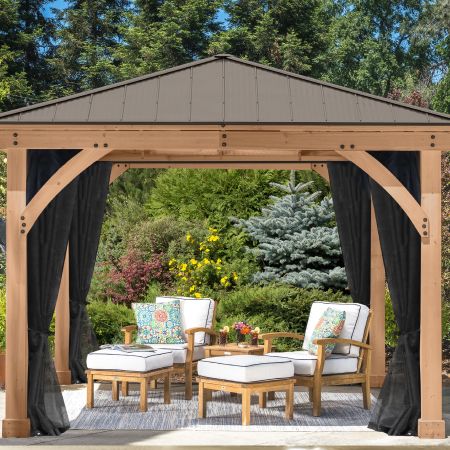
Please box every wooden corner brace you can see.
[336,150,429,239]
[21,148,113,234]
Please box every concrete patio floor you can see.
[0,384,448,448]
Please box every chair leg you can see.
[308,387,313,402]
[112,380,119,401]
[86,372,94,409]
[285,384,294,420]
[121,381,129,397]
[185,363,193,400]
[140,379,148,412]
[242,390,251,426]
[362,377,371,409]
[312,380,322,417]
[150,379,157,389]
[198,381,206,418]
[258,392,267,408]
[267,391,275,401]
[164,374,171,404]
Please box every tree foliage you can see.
[236,171,346,289]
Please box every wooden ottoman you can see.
[86,348,173,412]
[196,355,295,425]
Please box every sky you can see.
[45,1,229,24]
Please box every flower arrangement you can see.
[168,228,238,298]
[250,327,261,346]
[233,321,253,343]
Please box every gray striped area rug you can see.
[68,385,376,431]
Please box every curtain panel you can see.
[69,162,112,383]
[328,162,372,306]
[27,150,79,436]
[368,151,421,436]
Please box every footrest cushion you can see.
[198,355,294,383]
[86,349,173,372]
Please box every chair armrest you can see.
[313,338,371,350]
[260,332,304,341]
[121,324,137,345]
[260,332,304,353]
[185,327,219,337]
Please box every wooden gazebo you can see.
[0,54,448,439]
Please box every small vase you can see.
[236,331,245,343]
[251,334,259,346]
[219,332,228,346]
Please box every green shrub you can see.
[215,284,351,351]
[87,299,135,345]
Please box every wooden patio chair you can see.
[122,296,218,400]
[261,301,372,416]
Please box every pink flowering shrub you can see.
[105,250,172,306]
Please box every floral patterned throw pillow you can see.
[132,301,185,344]
[306,307,346,356]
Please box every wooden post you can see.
[370,202,386,388]
[55,248,71,385]
[418,151,445,439]
[2,148,31,438]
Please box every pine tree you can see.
[235,171,346,290]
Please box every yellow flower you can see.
[254,327,261,334]
[220,276,228,285]
[208,227,218,233]
[186,233,192,242]
[216,258,222,264]
[168,259,176,266]
[182,276,187,282]
[232,272,238,281]
[223,326,230,333]
[189,286,196,292]
[194,292,202,298]
[207,235,219,242]
[190,258,198,265]
[203,258,210,264]
[205,249,210,253]
[180,263,187,272]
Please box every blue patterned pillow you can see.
[132,301,185,344]
[306,307,346,356]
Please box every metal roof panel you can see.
[53,96,91,122]
[322,87,359,122]
[89,88,125,122]
[290,80,325,122]
[224,59,258,122]
[256,69,291,122]
[191,60,223,122]
[156,69,191,122]
[122,78,158,122]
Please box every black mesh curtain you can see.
[69,162,112,383]
[368,151,421,436]
[27,150,79,436]
[328,162,372,306]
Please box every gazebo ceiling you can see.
[0,54,449,125]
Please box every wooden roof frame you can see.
[1,56,449,440]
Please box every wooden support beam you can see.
[369,202,386,388]
[311,163,330,182]
[22,147,112,233]
[2,148,31,438]
[55,249,71,385]
[337,150,429,238]
[418,151,445,439]
[109,163,129,184]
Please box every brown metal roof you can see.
[0,54,449,124]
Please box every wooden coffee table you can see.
[204,343,264,357]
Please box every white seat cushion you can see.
[149,343,205,364]
[86,349,173,372]
[267,351,358,376]
[197,355,294,383]
[303,302,370,357]
[156,296,215,345]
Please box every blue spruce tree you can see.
[235,171,347,290]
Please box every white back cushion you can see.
[303,301,370,357]
[156,296,215,345]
